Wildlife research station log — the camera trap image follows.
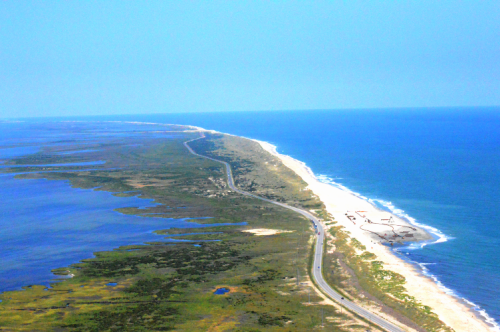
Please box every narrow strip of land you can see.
[184,133,407,332]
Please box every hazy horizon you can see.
[2,105,500,121]
[1,1,499,118]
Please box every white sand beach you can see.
[255,139,493,332]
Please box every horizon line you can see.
[2,105,500,120]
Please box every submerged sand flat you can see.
[255,139,492,332]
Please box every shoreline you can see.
[317,174,451,247]
[250,137,495,332]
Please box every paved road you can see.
[184,135,407,332]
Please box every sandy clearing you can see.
[242,228,294,236]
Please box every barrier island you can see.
[0,122,480,331]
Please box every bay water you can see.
[0,122,238,292]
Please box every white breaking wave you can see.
[316,174,452,248]
[369,198,452,247]
[417,261,500,331]
[408,262,500,331]
[463,298,500,332]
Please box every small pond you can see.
[214,288,230,295]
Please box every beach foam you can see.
[316,174,452,247]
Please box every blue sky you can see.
[1,1,499,118]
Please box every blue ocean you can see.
[1,108,499,328]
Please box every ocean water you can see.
[2,108,499,328]
[84,108,500,328]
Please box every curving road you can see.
[184,134,407,332]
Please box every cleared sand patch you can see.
[126,178,175,188]
[242,228,294,236]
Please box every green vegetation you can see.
[0,127,371,331]
[190,133,324,210]
[322,226,453,332]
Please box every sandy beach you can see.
[254,139,493,332]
